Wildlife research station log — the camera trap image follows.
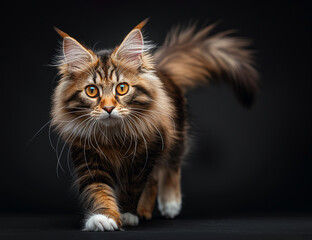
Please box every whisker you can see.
[67,142,74,178]
[81,118,94,178]
[28,108,90,145]
[27,120,52,145]
[93,121,109,162]
[127,115,148,175]
[55,112,91,166]
[128,106,176,131]
[130,111,164,151]
[56,114,93,177]
[47,109,91,151]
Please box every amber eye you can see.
[85,85,99,98]
[116,83,129,95]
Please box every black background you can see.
[1,0,311,218]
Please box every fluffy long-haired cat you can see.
[51,19,258,231]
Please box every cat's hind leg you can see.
[121,212,139,226]
[157,167,182,219]
[157,132,186,219]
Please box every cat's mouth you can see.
[106,115,118,120]
[98,113,121,126]
[101,114,119,120]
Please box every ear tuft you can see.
[134,18,149,30]
[54,27,70,38]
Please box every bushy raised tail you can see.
[154,24,259,107]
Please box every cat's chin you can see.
[98,116,121,127]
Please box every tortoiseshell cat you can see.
[51,19,258,231]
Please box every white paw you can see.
[121,212,139,226]
[158,200,181,219]
[84,214,119,231]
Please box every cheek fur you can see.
[113,105,130,117]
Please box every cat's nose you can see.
[103,106,115,114]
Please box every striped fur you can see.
[51,21,258,231]
[155,24,259,107]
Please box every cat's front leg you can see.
[81,183,122,231]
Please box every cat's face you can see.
[80,75,131,126]
[60,55,155,127]
[51,26,170,146]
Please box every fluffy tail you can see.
[154,24,259,107]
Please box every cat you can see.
[51,19,258,231]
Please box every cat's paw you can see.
[158,200,181,219]
[121,212,139,226]
[84,214,119,231]
[137,207,152,220]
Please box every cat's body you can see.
[51,20,258,231]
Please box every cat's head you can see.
[51,21,173,146]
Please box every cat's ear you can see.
[114,29,144,67]
[54,27,95,72]
[113,19,149,68]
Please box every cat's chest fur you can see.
[71,133,164,212]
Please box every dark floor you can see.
[0,213,311,240]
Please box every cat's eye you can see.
[85,85,99,98]
[116,83,129,95]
